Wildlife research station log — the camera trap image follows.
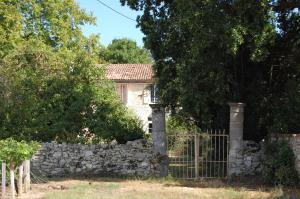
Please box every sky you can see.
[76,0,144,47]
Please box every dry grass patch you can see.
[17,178,300,199]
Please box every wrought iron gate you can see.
[167,130,229,179]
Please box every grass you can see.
[36,178,300,199]
[44,183,120,199]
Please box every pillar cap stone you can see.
[149,103,165,110]
[228,102,246,113]
[228,102,246,107]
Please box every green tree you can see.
[0,138,40,166]
[0,0,96,58]
[121,0,300,140]
[102,38,152,64]
[0,39,144,144]
[0,0,145,143]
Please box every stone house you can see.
[106,64,157,132]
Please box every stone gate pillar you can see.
[149,103,168,177]
[228,103,245,176]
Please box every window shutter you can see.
[116,85,122,99]
[122,84,128,104]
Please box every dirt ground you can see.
[1,178,300,199]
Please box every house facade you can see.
[106,64,156,132]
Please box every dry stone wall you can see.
[232,134,300,177]
[229,140,263,176]
[31,135,300,178]
[236,140,263,176]
[31,139,165,177]
[270,134,300,175]
[288,135,300,175]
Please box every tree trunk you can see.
[24,160,30,193]
[2,162,6,199]
[18,164,23,196]
[10,161,15,199]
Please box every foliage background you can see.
[121,0,300,140]
[0,0,145,144]
[100,38,152,64]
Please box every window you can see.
[148,116,152,133]
[150,84,158,103]
[148,123,152,133]
[116,84,128,104]
[142,85,150,104]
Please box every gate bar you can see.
[194,134,199,180]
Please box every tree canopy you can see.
[121,0,300,140]
[0,0,96,57]
[101,38,152,64]
[0,0,145,144]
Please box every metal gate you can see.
[167,130,229,179]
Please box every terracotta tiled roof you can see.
[105,64,153,83]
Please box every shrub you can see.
[262,140,299,186]
[89,103,145,144]
[100,110,145,144]
[166,116,212,157]
[0,138,40,166]
[166,116,198,136]
[110,115,145,144]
